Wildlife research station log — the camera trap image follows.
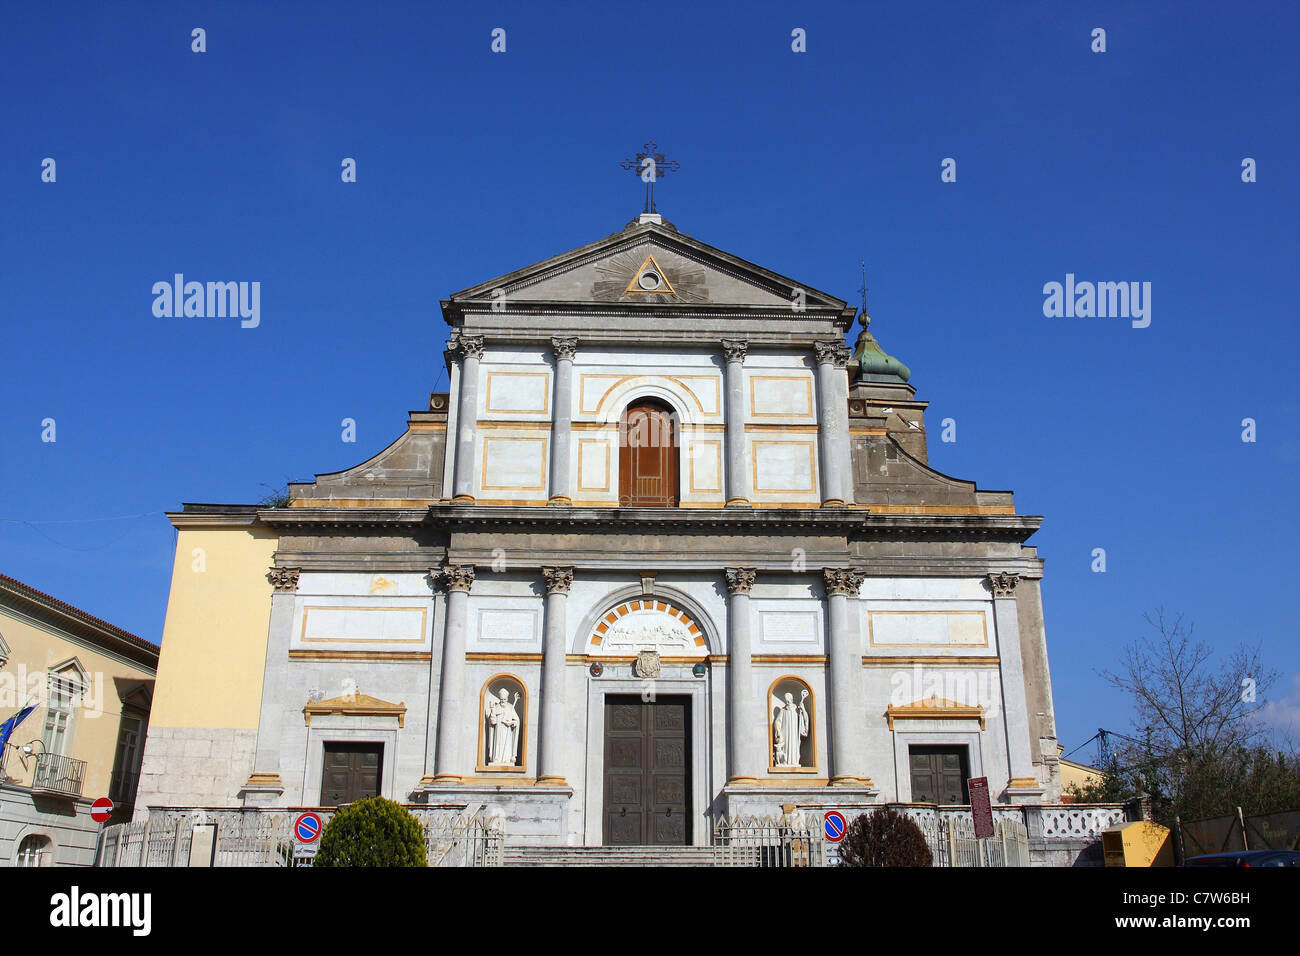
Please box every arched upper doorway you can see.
[619,398,678,506]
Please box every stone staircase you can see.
[503,844,724,867]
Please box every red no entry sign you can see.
[824,810,847,842]
[90,797,114,823]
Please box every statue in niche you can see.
[484,687,521,766]
[771,688,810,768]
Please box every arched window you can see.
[619,399,678,506]
[15,835,51,867]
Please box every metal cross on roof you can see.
[858,260,869,317]
[620,141,680,214]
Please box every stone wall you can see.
[133,727,257,817]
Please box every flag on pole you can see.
[0,698,39,753]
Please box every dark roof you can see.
[0,573,159,666]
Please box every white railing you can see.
[424,811,504,868]
[891,806,1030,867]
[1037,804,1126,840]
[712,813,827,867]
[97,807,505,867]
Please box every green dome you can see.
[852,315,910,382]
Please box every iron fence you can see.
[97,807,504,867]
[712,813,828,867]
[1177,807,1300,860]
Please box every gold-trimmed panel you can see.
[867,609,989,649]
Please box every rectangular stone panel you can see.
[687,439,721,492]
[484,371,550,415]
[482,437,548,490]
[867,610,988,647]
[752,440,816,493]
[300,606,427,644]
[758,610,819,644]
[749,375,813,417]
[578,438,610,491]
[476,608,539,643]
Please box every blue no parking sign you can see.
[294,812,323,844]
[824,810,847,842]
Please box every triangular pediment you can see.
[304,692,406,727]
[447,220,848,312]
[886,695,986,729]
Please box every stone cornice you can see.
[240,505,1042,543]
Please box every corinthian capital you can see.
[541,566,574,594]
[987,571,1019,598]
[724,567,757,595]
[823,568,866,597]
[447,333,484,361]
[462,334,485,360]
[267,566,301,593]
[814,340,851,368]
[550,336,578,362]
[438,564,476,592]
[721,339,748,364]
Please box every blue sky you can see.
[2,1,1296,757]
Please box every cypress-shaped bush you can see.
[838,806,934,867]
[312,796,427,867]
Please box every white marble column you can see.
[548,338,577,505]
[432,564,474,783]
[832,343,855,506]
[814,341,853,507]
[450,333,484,504]
[242,566,299,804]
[824,568,868,785]
[722,339,750,507]
[988,572,1044,799]
[725,567,759,782]
[537,567,573,784]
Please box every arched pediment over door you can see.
[585,597,711,659]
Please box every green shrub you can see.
[838,806,933,867]
[312,797,427,867]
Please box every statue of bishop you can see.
[771,689,810,768]
[484,687,521,766]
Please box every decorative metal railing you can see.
[876,805,1031,867]
[711,813,828,867]
[31,752,87,797]
[1037,804,1126,840]
[96,807,504,867]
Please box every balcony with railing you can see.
[31,752,87,797]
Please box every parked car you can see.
[1183,850,1300,867]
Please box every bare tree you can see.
[1097,609,1284,822]
[1103,609,1277,754]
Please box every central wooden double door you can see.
[602,696,691,845]
[909,746,970,804]
[320,743,382,806]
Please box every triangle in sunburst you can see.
[624,254,676,295]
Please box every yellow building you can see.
[1059,756,1106,802]
[0,574,157,867]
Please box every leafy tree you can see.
[838,806,933,867]
[312,797,427,867]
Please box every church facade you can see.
[136,214,1061,846]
